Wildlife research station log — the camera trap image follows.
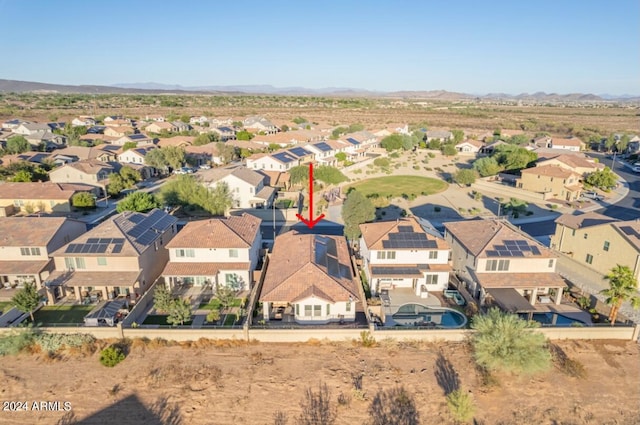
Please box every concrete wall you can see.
[472,178,545,203]
[232,208,299,222]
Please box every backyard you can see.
[30,304,94,325]
[347,175,448,199]
[0,301,13,315]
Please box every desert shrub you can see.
[206,310,220,323]
[359,331,376,347]
[0,327,35,356]
[297,383,336,425]
[373,157,390,167]
[368,386,419,425]
[549,343,587,379]
[100,345,125,367]
[337,392,351,406]
[34,333,96,354]
[389,152,400,159]
[446,389,475,423]
[353,169,362,174]
[412,165,420,170]
[428,152,436,158]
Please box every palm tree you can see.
[601,265,640,325]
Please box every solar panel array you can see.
[371,266,421,276]
[313,142,332,152]
[486,240,541,257]
[272,152,296,163]
[620,225,640,239]
[314,235,350,280]
[65,238,126,255]
[397,225,414,233]
[346,138,360,146]
[382,231,437,249]
[289,147,311,157]
[125,210,176,247]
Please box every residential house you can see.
[199,166,276,209]
[551,137,585,152]
[536,154,604,177]
[480,139,508,154]
[551,212,640,284]
[52,146,117,165]
[246,152,299,171]
[163,214,262,291]
[113,133,155,147]
[71,117,96,127]
[104,126,135,138]
[0,182,91,215]
[117,145,157,179]
[259,232,360,324]
[211,126,236,141]
[2,119,27,130]
[359,217,451,297]
[78,133,119,145]
[425,130,453,143]
[243,116,278,135]
[46,209,177,303]
[256,170,290,190]
[103,118,133,128]
[455,139,484,154]
[531,135,552,149]
[144,121,177,134]
[189,116,208,125]
[145,114,166,122]
[171,121,191,132]
[0,217,86,301]
[444,219,566,312]
[25,131,66,150]
[626,136,640,154]
[517,164,582,201]
[49,159,115,196]
[14,122,53,135]
[157,135,194,148]
[305,141,341,165]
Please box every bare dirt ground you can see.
[0,339,638,425]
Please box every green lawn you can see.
[31,305,94,324]
[142,314,192,326]
[199,297,243,310]
[347,175,448,198]
[223,313,238,326]
[0,301,14,315]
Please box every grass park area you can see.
[31,305,94,324]
[348,175,448,199]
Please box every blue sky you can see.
[1,0,638,94]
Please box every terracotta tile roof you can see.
[457,139,484,149]
[260,232,359,303]
[198,166,266,187]
[539,154,603,171]
[521,164,578,178]
[63,159,114,175]
[444,219,555,259]
[613,221,640,251]
[554,212,618,229]
[552,137,583,147]
[225,139,264,150]
[0,260,50,275]
[0,217,78,246]
[256,170,290,186]
[157,136,194,147]
[46,270,142,287]
[472,272,566,289]
[54,146,115,160]
[163,261,250,276]
[167,214,261,249]
[0,182,77,201]
[359,217,449,250]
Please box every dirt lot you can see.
[0,339,638,425]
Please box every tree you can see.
[471,308,551,375]
[119,166,142,186]
[12,282,41,322]
[601,265,640,325]
[236,130,254,140]
[314,166,347,185]
[342,189,375,240]
[453,169,478,186]
[215,285,237,311]
[116,192,161,213]
[6,135,30,154]
[153,285,173,314]
[72,192,96,208]
[280,124,290,132]
[441,143,458,156]
[166,298,192,326]
[267,143,281,152]
[193,133,216,146]
[473,157,502,177]
[145,148,169,171]
[107,173,126,195]
[493,145,537,171]
[162,146,186,170]
[452,129,465,144]
[159,175,232,215]
[297,383,336,425]
[368,386,419,425]
[289,165,309,186]
[122,141,137,151]
[585,167,617,190]
[11,169,33,182]
[335,152,347,162]
[380,135,403,151]
[215,142,236,164]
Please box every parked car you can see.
[199,164,211,170]
[633,166,640,173]
[581,191,603,201]
[173,168,187,175]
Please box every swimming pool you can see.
[520,312,591,327]
[391,303,467,328]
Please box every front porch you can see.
[44,270,142,305]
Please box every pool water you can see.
[391,303,467,328]
[520,312,591,326]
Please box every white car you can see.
[581,191,603,201]
[199,164,211,170]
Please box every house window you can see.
[229,249,239,258]
[20,247,31,256]
[376,251,396,260]
[314,305,321,317]
[97,257,107,266]
[428,251,438,260]
[225,274,236,286]
[304,305,312,317]
[31,247,40,256]
[295,304,299,315]
[64,257,75,270]
[603,241,610,251]
[571,229,576,237]
[548,259,554,268]
[326,304,330,315]
[486,259,510,271]
[584,233,588,239]
[346,301,351,312]
[75,257,86,270]
[176,249,195,258]
[585,254,593,264]
[426,275,439,285]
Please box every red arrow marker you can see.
[296,162,325,229]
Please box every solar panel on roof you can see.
[112,238,125,244]
[96,244,108,253]
[511,251,524,257]
[128,215,145,224]
[272,152,295,163]
[346,138,360,145]
[397,226,413,233]
[88,244,99,253]
[80,244,91,253]
[111,244,123,254]
[289,147,311,157]
[65,244,77,253]
[127,226,145,238]
[314,142,332,152]
[136,231,157,246]
[72,244,83,253]
[152,216,175,231]
[327,257,340,278]
[326,238,338,257]
[531,246,541,255]
[515,240,529,247]
[486,250,498,257]
[87,238,100,244]
[98,238,112,244]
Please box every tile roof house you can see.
[49,159,115,196]
[0,217,86,302]
[0,182,92,215]
[359,217,451,297]
[551,212,640,284]
[551,137,585,152]
[243,116,278,134]
[536,154,605,177]
[246,151,299,171]
[444,219,566,312]
[46,209,177,304]
[425,130,453,142]
[104,126,135,138]
[198,166,276,209]
[113,133,155,147]
[516,164,583,201]
[144,121,177,134]
[455,139,484,154]
[259,232,360,324]
[163,214,262,291]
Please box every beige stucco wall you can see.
[519,172,580,200]
[50,166,99,185]
[0,197,71,213]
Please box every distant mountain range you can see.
[1,79,638,102]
